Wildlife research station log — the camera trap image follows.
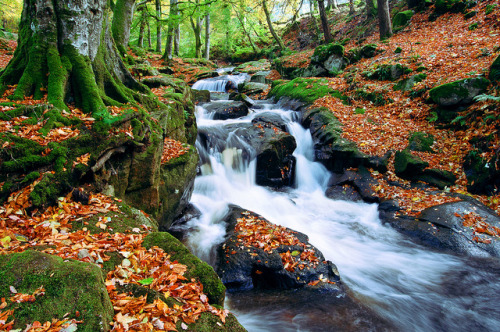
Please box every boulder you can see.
[360,43,378,58]
[235,59,271,74]
[203,101,249,120]
[130,61,159,77]
[300,64,328,77]
[141,76,183,88]
[251,112,289,132]
[229,93,256,107]
[463,151,500,195]
[407,131,435,152]
[238,82,269,97]
[429,77,490,107]
[198,121,296,187]
[489,54,500,83]
[385,199,500,258]
[365,64,411,81]
[302,107,389,173]
[216,206,344,293]
[250,71,272,84]
[393,10,414,30]
[327,169,379,203]
[0,251,114,331]
[311,43,347,74]
[394,149,429,178]
[192,89,211,103]
[195,70,220,80]
[393,73,427,91]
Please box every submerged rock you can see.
[216,206,344,293]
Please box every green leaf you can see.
[138,277,154,285]
[291,250,300,256]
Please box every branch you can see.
[91,146,127,173]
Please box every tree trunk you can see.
[0,0,146,114]
[234,5,258,53]
[327,0,338,10]
[155,0,162,52]
[204,12,210,60]
[112,0,136,55]
[138,8,146,48]
[163,0,178,60]
[377,0,392,39]
[349,0,355,15]
[147,20,152,48]
[318,0,333,43]
[174,27,180,56]
[366,0,375,18]
[190,15,203,58]
[262,0,285,51]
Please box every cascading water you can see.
[177,95,500,331]
[192,73,250,92]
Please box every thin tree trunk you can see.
[234,5,258,52]
[366,0,375,18]
[138,8,146,48]
[156,0,161,52]
[292,0,304,22]
[377,0,392,39]
[174,27,180,56]
[190,15,203,58]
[350,0,355,15]
[318,0,333,43]
[204,12,210,60]
[147,20,152,48]
[112,0,136,55]
[262,0,285,51]
[163,0,178,60]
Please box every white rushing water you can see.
[192,73,250,92]
[179,99,500,331]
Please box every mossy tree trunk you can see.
[111,0,136,55]
[163,0,179,61]
[155,0,162,52]
[0,0,146,116]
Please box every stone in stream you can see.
[215,206,344,293]
[198,119,296,187]
[382,197,500,258]
[202,101,249,120]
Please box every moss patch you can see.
[0,250,113,331]
[269,78,347,104]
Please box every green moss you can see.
[393,10,414,30]
[142,232,226,306]
[269,78,347,104]
[184,312,246,331]
[429,77,490,106]
[394,47,403,53]
[364,64,412,81]
[0,251,113,331]
[468,22,478,31]
[311,43,345,64]
[485,4,496,15]
[393,73,427,91]
[408,132,435,152]
[355,89,393,105]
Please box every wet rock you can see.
[203,101,249,120]
[195,70,220,80]
[216,206,344,293]
[463,151,500,195]
[250,71,272,84]
[490,54,500,83]
[429,77,490,107]
[0,251,114,331]
[327,169,379,203]
[228,92,256,107]
[238,82,269,97]
[251,112,288,132]
[384,199,500,258]
[192,89,211,103]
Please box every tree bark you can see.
[377,0,392,39]
[349,0,355,15]
[0,0,146,114]
[155,0,161,52]
[204,12,210,60]
[190,15,203,58]
[138,7,147,48]
[318,0,333,43]
[174,27,180,56]
[163,0,178,60]
[262,0,284,51]
[112,0,136,55]
[327,0,338,10]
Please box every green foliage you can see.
[311,43,345,64]
[468,22,478,31]
[485,4,497,15]
[392,10,414,31]
[394,47,403,53]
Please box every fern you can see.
[474,94,500,102]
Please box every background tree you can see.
[366,0,375,18]
[318,0,333,43]
[155,0,162,52]
[112,0,138,55]
[262,0,285,51]
[377,0,392,38]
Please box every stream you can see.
[175,74,500,331]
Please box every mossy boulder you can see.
[310,43,347,75]
[192,89,211,103]
[463,151,500,195]
[0,251,113,331]
[142,232,226,306]
[394,149,429,178]
[238,82,269,97]
[130,62,159,77]
[269,78,347,104]
[365,64,412,81]
[394,73,427,91]
[408,131,435,152]
[234,59,271,74]
[393,10,414,30]
[434,0,466,14]
[360,44,379,58]
[302,107,389,173]
[250,71,273,84]
[489,54,500,83]
[429,77,490,106]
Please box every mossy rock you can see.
[393,10,414,30]
[269,77,347,104]
[142,232,226,306]
[429,77,490,106]
[394,149,429,178]
[183,312,247,332]
[360,44,378,58]
[365,64,412,81]
[311,43,345,64]
[489,54,500,83]
[0,251,113,331]
[394,73,427,91]
[354,88,393,106]
[408,132,435,152]
[417,168,456,189]
[463,151,500,195]
[434,0,465,14]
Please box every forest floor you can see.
[274,1,500,218]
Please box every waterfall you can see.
[192,73,250,92]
